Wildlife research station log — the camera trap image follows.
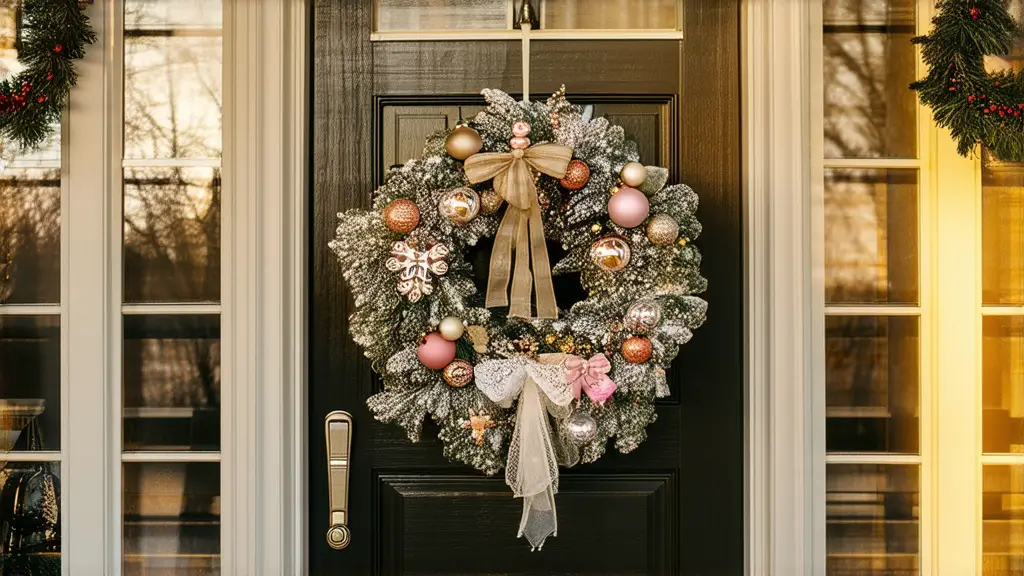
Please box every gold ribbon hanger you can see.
[464,143,572,319]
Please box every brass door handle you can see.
[325,410,353,550]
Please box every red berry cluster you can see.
[982,103,1024,118]
[0,81,35,115]
[970,7,982,20]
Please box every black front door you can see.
[310,2,743,574]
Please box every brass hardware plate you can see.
[325,410,353,550]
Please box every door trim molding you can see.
[223,1,308,574]
[742,0,822,573]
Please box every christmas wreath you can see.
[330,88,707,549]
[911,0,1024,161]
[0,0,95,151]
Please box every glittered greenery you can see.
[0,0,96,151]
[329,88,707,475]
[911,0,1024,160]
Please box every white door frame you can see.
[243,1,819,574]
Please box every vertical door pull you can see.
[325,410,353,550]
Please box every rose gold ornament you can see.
[479,189,504,214]
[622,336,653,364]
[442,359,474,387]
[646,213,679,245]
[438,187,480,225]
[559,159,590,190]
[589,236,631,272]
[510,136,531,150]
[607,186,650,228]
[445,125,483,160]
[620,162,647,187]
[382,199,420,233]
[463,408,496,445]
[512,121,531,137]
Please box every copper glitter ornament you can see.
[442,359,474,388]
[622,336,653,364]
[589,236,631,272]
[646,214,680,245]
[382,199,420,233]
[480,189,504,215]
[438,187,480,225]
[559,159,590,190]
[445,125,483,160]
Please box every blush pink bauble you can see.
[607,186,650,228]
[417,332,457,370]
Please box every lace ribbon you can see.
[475,354,575,550]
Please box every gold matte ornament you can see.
[646,214,680,245]
[438,187,481,225]
[463,140,573,319]
[622,336,653,364]
[382,199,420,234]
[445,125,483,160]
[442,359,474,388]
[589,236,631,272]
[620,162,647,187]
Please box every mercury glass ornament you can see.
[382,199,420,234]
[621,336,653,364]
[624,299,662,335]
[589,236,631,272]
[559,159,590,190]
[480,189,504,214]
[442,359,474,388]
[439,316,465,341]
[445,125,483,160]
[512,121,531,137]
[564,411,598,444]
[620,162,647,187]
[646,213,680,245]
[438,187,480,225]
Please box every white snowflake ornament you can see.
[385,240,450,302]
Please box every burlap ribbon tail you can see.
[464,144,572,319]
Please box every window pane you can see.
[123,462,220,575]
[827,464,919,574]
[982,316,1024,453]
[823,0,917,159]
[123,315,220,451]
[827,315,919,453]
[825,169,918,304]
[123,167,221,303]
[983,465,1024,573]
[0,170,60,304]
[0,316,59,452]
[0,461,60,570]
[983,155,1024,305]
[374,0,508,32]
[124,0,222,159]
[543,1,678,30]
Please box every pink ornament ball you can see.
[512,122,531,137]
[510,136,530,150]
[607,186,650,228]
[417,332,456,370]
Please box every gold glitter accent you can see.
[591,223,602,233]
[678,237,689,246]
[545,334,558,345]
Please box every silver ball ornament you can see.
[564,411,598,444]
[439,316,465,341]
[624,299,662,335]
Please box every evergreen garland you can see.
[911,0,1024,160]
[329,88,707,474]
[0,0,95,151]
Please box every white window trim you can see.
[743,0,823,574]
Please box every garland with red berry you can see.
[911,0,1024,161]
[0,0,95,151]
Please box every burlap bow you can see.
[464,143,573,319]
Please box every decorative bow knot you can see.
[464,142,573,319]
[565,353,617,405]
[475,354,576,550]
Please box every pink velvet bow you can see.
[565,353,617,405]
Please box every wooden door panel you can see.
[378,474,676,575]
[312,2,742,573]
